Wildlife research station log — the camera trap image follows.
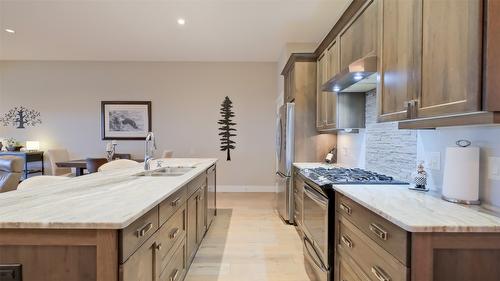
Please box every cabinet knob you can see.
[155,243,162,251]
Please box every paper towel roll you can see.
[442,146,480,204]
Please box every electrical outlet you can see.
[488,157,500,181]
[426,152,441,170]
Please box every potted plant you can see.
[5,138,23,152]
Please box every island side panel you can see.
[412,232,500,281]
[0,229,118,281]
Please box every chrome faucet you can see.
[144,132,157,170]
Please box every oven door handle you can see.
[304,236,328,272]
[304,184,328,208]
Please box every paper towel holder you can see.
[441,139,481,205]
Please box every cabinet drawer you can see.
[158,237,187,281]
[159,185,187,226]
[337,194,409,265]
[338,216,408,281]
[188,174,206,197]
[120,207,159,263]
[339,255,362,281]
[157,204,187,272]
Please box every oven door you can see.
[303,182,329,267]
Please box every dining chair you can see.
[17,175,70,190]
[98,159,138,172]
[0,156,23,193]
[47,149,73,176]
[114,153,131,160]
[162,150,174,158]
[86,158,108,174]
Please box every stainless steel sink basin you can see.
[135,167,195,177]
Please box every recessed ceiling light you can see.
[177,18,186,25]
[4,29,15,34]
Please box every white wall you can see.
[0,61,278,188]
[418,126,500,207]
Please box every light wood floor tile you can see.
[184,192,309,281]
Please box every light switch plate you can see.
[488,157,500,181]
[426,152,441,170]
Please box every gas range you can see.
[299,167,408,187]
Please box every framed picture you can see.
[101,101,152,140]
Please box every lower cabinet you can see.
[120,234,157,281]
[121,168,215,281]
[187,184,207,264]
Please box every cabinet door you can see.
[377,0,422,122]
[327,40,340,78]
[285,65,296,103]
[316,52,328,129]
[197,186,206,243]
[120,235,156,281]
[339,0,378,70]
[418,0,482,118]
[206,165,216,228]
[186,193,198,264]
[325,40,339,128]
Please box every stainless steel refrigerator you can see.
[276,103,295,223]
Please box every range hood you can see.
[321,55,377,93]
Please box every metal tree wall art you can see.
[218,96,237,161]
[0,106,42,129]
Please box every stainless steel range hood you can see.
[321,55,377,93]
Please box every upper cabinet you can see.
[377,0,422,122]
[284,64,296,103]
[418,0,482,118]
[339,0,378,71]
[317,41,339,131]
[378,0,496,128]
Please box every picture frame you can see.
[101,101,152,140]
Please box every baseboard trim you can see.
[217,185,277,192]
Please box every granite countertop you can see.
[0,158,217,230]
[293,162,500,233]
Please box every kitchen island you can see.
[0,158,217,281]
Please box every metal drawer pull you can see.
[369,223,388,240]
[170,269,179,281]
[340,235,353,248]
[169,228,180,239]
[339,203,352,215]
[371,266,391,281]
[155,243,162,251]
[136,222,153,237]
[170,198,181,207]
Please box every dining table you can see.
[56,158,143,176]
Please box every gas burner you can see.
[300,167,407,186]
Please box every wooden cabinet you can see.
[316,51,328,129]
[285,64,296,103]
[378,0,484,126]
[293,173,304,228]
[206,164,216,228]
[186,184,207,264]
[418,0,482,118]
[316,46,338,132]
[120,234,157,281]
[377,0,422,122]
[339,0,378,70]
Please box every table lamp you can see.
[26,141,40,151]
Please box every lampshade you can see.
[26,141,40,151]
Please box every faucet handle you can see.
[157,160,163,168]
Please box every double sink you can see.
[135,166,195,177]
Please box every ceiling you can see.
[0,0,351,62]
